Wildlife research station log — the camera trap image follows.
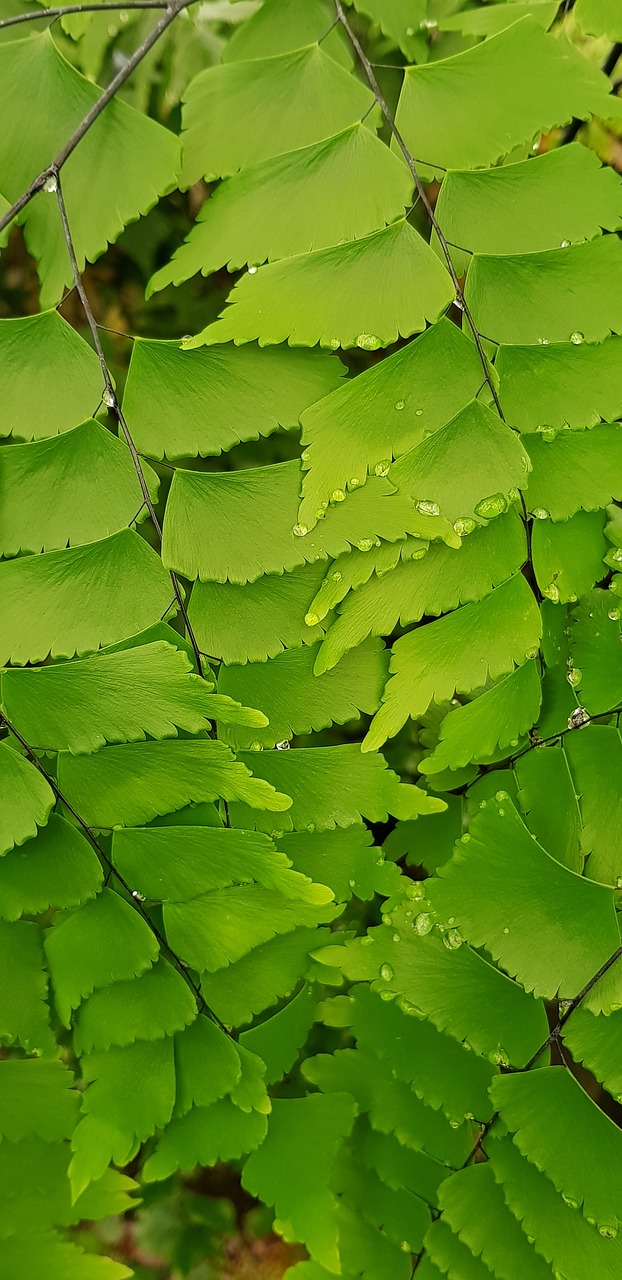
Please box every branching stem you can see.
[0,0,190,30]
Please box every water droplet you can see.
[419,16,437,28]
[475,493,507,520]
[531,142,540,153]
[304,612,319,628]
[392,931,401,942]
[491,1048,509,1067]
[414,912,434,936]
[537,337,550,345]
[374,459,391,477]
[357,333,381,351]
[503,927,510,935]
[612,548,622,563]
[609,608,621,621]
[453,517,476,536]
[379,989,395,1001]
[331,571,342,583]
[379,963,394,982]
[383,913,393,926]
[400,1240,411,1252]
[461,833,472,843]
[360,935,374,947]
[567,706,589,730]
[249,741,263,752]
[415,408,423,417]
[540,427,557,442]
[348,476,360,489]
[560,239,570,248]
[570,331,584,345]
[543,583,560,603]
[616,877,622,890]
[599,1225,618,1239]
[331,489,346,503]
[43,173,58,193]
[443,929,463,950]
[102,388,115,408]
[405,25,414,36]
[357,538,373,552]
[416,500,440,517]
[293,524,308,539]
[348,878,356,889]
[449,1119,460,1129]
[315,507,327,520]
[275,740,290,750]
[394,400,405,411]
[567,667,582,687]
[532,507,549,520]
[131,889,146,901]
[329,338,341,349]
[397,996,418,1016]
[248,266,257,275]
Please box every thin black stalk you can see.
[0,713,229,1033]
[333,0,504,421]
[53,169,205,678]
[0,0,179,30]
[0,0,194,239]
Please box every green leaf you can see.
[0,528,173,666]
[44,888,159,1024]
[229,743,445,833]
[497,334,622,433]
[217,636,388,748]
[0,814,103,922]
[2,641,265,754]
[435,144,622,260]
[0,32,179,305]
[0,311,102,442]
[164,888,336,973]
[73,957,197,1054]
[189,563,328,665]
[307,537,427,624]
[569,588,622,715]
[163,459,455,587]
[422,1219,497,1280]
[420,661,541,775]
[200,927,329,1026]
[564,724,622,885]
[181,43,375,186]
[242,1093,357,1272]
[325,912,549,1067]
[576,0,622,39]
[223,0,352,65]
[0,1233,131,1279]
[148,123,412,295]
[563,1006,622,1100]
[489,1132,622,1279]
[173,1015,241,1116]
[298,319,483,532]
[466,236,622,346]
[122,339,344,461]
[70,1037,176,1194]
[0,740,54,855]
[363,574,541,751]
[426,793,619,998]
[348,0,427,58]
[57,739,292,827]
[0,919,55,1055]
[240,985,317,1085]
[531,508,607,603]
[143,1095,268,1183]
[438,2,560,35]
[515,744,582,873]
[276,825,401,903]
[0,420,158,556]
[112,824,331,904]
[393,17,617,177]
[347,984,496,1126]
[523,422,622,520]
[389,401,531,528]
[316,509,527,673]
[189,219,454,351]
[435,1161,554,1280]
[0,1058,79,1142]
[491,1065,622,1232]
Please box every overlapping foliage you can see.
[2,0,622,1276]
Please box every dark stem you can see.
[333,0,504,421]
[0,0,181,30]
[0,0,195,239]
[0,713,228,1033]
[54,169,205,678]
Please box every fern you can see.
[2,0,622,1276]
